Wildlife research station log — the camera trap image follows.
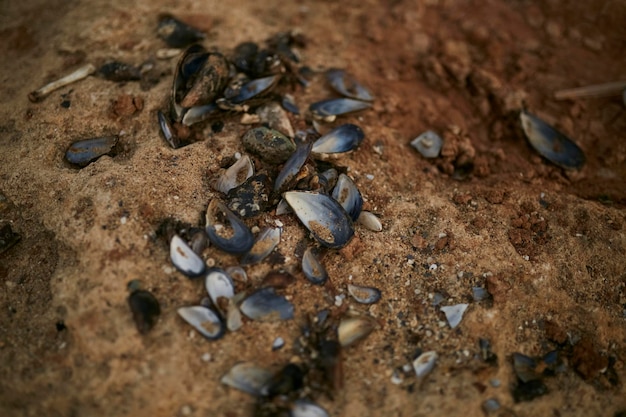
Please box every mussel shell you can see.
[282,94,300,114]
[410,130,443,158]
[284,191,354,249]
[205,200,254,254]
[216,155,255,194]
[301,247,328,285]
[228,75,279,104]
[357,211,382,232]
[413,351,438,378]
[326,68,374,101]
[232,41,259,74]
[181,103,221,126]
[65,136,119,167]
[177,305,225,340]
[188,228,209,255]
[204,268,235,313]
[157,14,205,48]
[157,111,181,149]
[221,362,273,396]
[263,363,305,397]
[309,98,371,118]
[331,174,363,221]
[128,289,161,334]
[311,124,365,154]
[256,101,294,138]
[512,352,540,383]
[290,400,329,417]
[179,53,230,109]
[240,227,281,265]
[338,316,375,347]
[240,287,294,321]
[274,142,312,194]
[520,110,585,170]
[226,174,272,218]
[347,284,381,304]
[242,127,296,164]
[0,224,20,255]
[440,303,469,329]
[170,234,206,278]
[98,61,141,82]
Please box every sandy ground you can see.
[1,0,626,416]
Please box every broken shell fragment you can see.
[326,68,374,101]
[181,103,220,126]
[28,63,96,102]
[227,75,280,104]
[274,142,312,194]
[216,155,254,194]
[170,234,206,278]
[177,306,225,340]
[157,14,205,48]
[226,298,243,332]
[290,400,330,417]
[158,111,180,149]
[410,130,443,158]
[128,289,161,334]
[284,191,354,249]
[311,124,365,155]
[240,287,294,321]
[309,98,371,118]
[204,268,235,314]
[520,110,585,170]
[221,362,273,396]
[413,351,438,378]
[347,284,381,304]
[440,303,469,329]
[338,316,375,347]
[302,247,328,285]
[65,136,119,167]
[242,126,297,164]
[282,94,300,114]
[256,101,295,138]
[226,174,272,218]
[331,174,363,221]
[226,265,248,283]
[357,211,382,232]
[97,61,141,82]
[241,227,281,265]
[205,199,254,254]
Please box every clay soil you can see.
[1,0,625,416]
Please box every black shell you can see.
[309,98,371,118]
[98,62,141,82]
[128,289,161,334]
[205,200,254,254]
[65,136,119,167]
[157,14,205,48]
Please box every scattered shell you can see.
[261,270,296,289]
[226,174,272,218]
[318,168,338,191]
[227,75,279,104]
[0,224,20,255]
[272,337,285,351]
[282,94,300,114]
[512,352,540,383]
[520,110,585,170]
[410,130,443,158]
[274,142,312,194]
[347,284,381,304]
[440,303,469,329]
[28,63,96,102]
[216,155,254,194]
[231,41,259,74]
[97,61,141,82]
[240,287,295,321]
[157,14,205,48]
[226,298,243,332]
[284,191,354,249]
[338,316,375,347]
[309,98,371,118]
[158,111,180,149]
[221,362,273,396]
[181,103,220,126]
[413,351,438,378]
[188,228,209,255]
[302,247,328,285]
[256,101,294,138]
[128,289,161,334]
[263,363,305,397]
[290,400,330,417]
[226,266,248,283]
[311,124,365,155]
[205,268,235,314]
[170,234,206,278]
[275,198,292,215]
[65,136,119,167]
[240,227,281,265]
[177,306,225,340]
[357,211,382,232]
[242,126,297,164]
[205,199,254,254]
[326,68,374,101]
[331,174,363,221]
[472,286,490,302]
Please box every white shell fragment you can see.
[347,284,381,304]
[291,400,330,417]
[284,191,354,249]
[272,337,285,351]
[221,362,273,396]
[226,298,243,332]
[410,130,443,158]
[357,210,382,232]
[338,317,375,347]
[240,227,281,265]
[216,155,254,194]
[170,235,206,278]
[440,303,469,329]
[413,351,438,378]
[177,306,225,340]
[205,268,235,315]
